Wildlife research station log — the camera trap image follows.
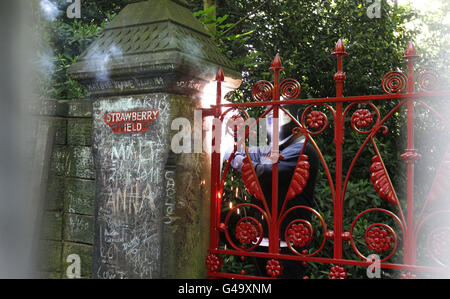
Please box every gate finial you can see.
[270,54,285,71]
[332,39,347,87]
[215,68,224,82]
[332,39,348,57]
[403,42,419,60]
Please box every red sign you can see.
[104,109,159,134]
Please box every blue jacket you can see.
[230,136,319,237]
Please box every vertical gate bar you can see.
[334,102,343,260]
[269,54,283,254]
[209,69,224,250]
[332,39,348,260]
[403,43,418,265]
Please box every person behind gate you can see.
[226,105,319,278]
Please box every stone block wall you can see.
[37,99,95,279]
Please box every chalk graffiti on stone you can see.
[86,77,165,92]
[176,80,202,91]
[93,95,169,278]
[104,109,159,134]
[163,170,178,224]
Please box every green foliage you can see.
[32,0,129,100]
[207,0,418,101]
[412,1,450,83]
[193,5,233,39]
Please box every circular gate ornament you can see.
[286,222,312,247]
[306,111,327,130]
[365,226,394,253]
[329,265,347,279]
[235,220,259,245]
[382,71,407,94]
[252,80,273,102]
[205,254,223,272]
[351,109,374,128]
[266,259,283,278]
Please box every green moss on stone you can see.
[63,214,94,244]
[50,146,69,176]
[64,178,95,215]
[67,119,92,146]
[41,211,63,241]
[45,175,65,211]
[38,240,62,274]
[65,146,95,179]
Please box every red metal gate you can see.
[204,39,450,279]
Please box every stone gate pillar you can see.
[68,0,240,278]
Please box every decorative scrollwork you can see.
[382,71,407,94]
[344,102,383,135]
[241,157,265,201]
[349,208,402,262]
[351,109,374,129]
[329,265,347,279]
[286,154,310,201]
[205,254,223,272]
[370,156,397,205]
[300,104,334,136]
[225,114,245,139]
[252,80,273,101]
[223,203,267,252]
[266,259,283,278]
[235,217,263,245]
[286,220,313,247]
[416,67,440,92]
[400,149,421,165]
[426,227,450,267]
[365,224,395,253]
[280,78,301,100]
[280,206,328,257]
[306,111,327,131]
